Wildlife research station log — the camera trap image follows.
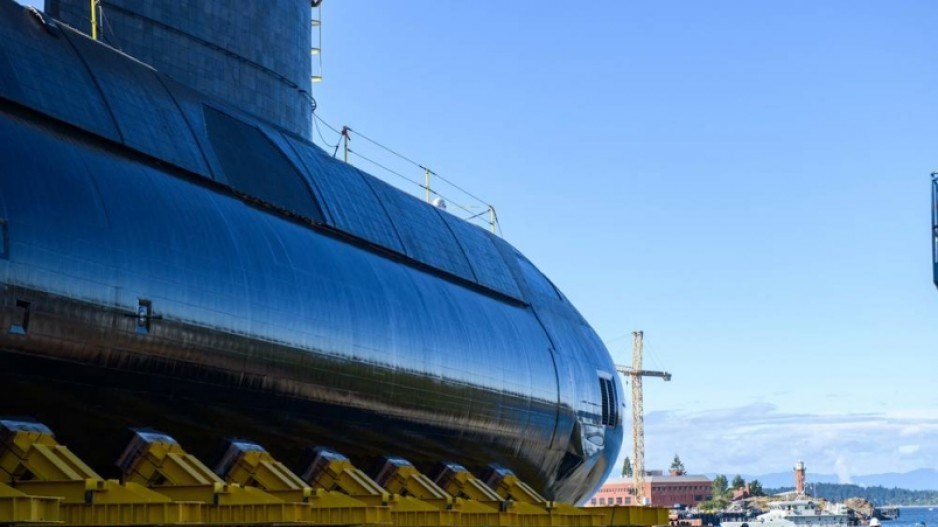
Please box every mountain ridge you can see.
[703,469,938,491]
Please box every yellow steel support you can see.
[484,466,547,505]
[435,463,565,527]
[216,439,391,525]
[483,465,605,527]
[375,457,502,527]
[216,440,312,502]
[301,448,389,504]
[0,482,61,524]
[117,430,310,524]
[588,505,669,527]
[0,420,204,526]
[434,462,504,504]
[375,457,452,508]
[301,448,458,527]
[0,420,665,527]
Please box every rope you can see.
[313,112,343,135]
[312,114,338,149]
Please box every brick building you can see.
[587,473,712,508]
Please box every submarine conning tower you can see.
[45,0,314,138]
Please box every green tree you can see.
[712,474,729,497]
[731,474,746,489]
[670,454,686,475]
[749,479,764,497]
[698,474,731,511]
[622,456,633,478]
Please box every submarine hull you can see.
[0,1,623,504]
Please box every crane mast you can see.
[616,330,671,506]
[631,331,646,504]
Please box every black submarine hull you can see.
[0,1,623,503]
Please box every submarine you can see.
[0,0,623,504]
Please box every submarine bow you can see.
[0,1,622,504]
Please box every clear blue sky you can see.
[23,0,938,481]
[314,1,938,481]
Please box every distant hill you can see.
[762,482,938,506]
[706,469,938,491]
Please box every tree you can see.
[749,479,764,497]
[698,475,732,512]
[712,474,729,499]
[670,455,686,475]
[701,475,731,512]
[622,456,632,478]
[732,474,746,490]
[622,456,633,478]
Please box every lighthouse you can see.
[794,461,806,495]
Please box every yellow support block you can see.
[302,448,459,527]
[482,465,605,527]
[216,440,392,526]
[0,420,211,526]
[14,478,174,506]
[375,457,506,527]
[435,462,547,527]
[216,441,311,501]
[0,422,98,484]
[0,482,61,524]
[117,430,323,524]
[374,457,452,508]
[483,466,546,505]
[588,506,669,527]
[304,488,391,525]
[57,500,203,526]
[118,430,283,506]
[302,447,390,503]
[435,463,503,503]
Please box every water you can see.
[890,507,938,527]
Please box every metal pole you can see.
[90,0,98,40]
[343,133,348,164]
[424,168,431,203]
[488,206,496,234]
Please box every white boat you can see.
[722,500,851,527]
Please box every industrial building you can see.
[587,472,712,508]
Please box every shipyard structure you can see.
[0,1,652,524]
[587,471,712,508]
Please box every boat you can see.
[721,500,852,527]
[0,0,622,504]
[874,507,900,521]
